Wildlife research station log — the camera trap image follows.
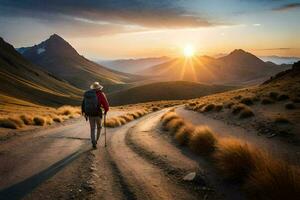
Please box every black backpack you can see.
[83,90,102,117]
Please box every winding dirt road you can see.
[2,106,297,200]
[0,109,203,200]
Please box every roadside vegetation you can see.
[0,105,81,129]
[160,109,300,199]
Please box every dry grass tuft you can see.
[261,98,274,105]
[19,114,34,125]
[53,117,62,123]
[240,97,254,106]
[245,157,300,200]
[175,124,195,145]
[33,116,45,126]
[232,104,246,115]
[269,92,279,100]
[202,104,215,112]
[189,126,217,155]
[285,102,296,110]
[239,107,255,119]
[214,138,261,181]
[161,112,180,126]
[277,94,289,101]
[214,104,223,112]
[165,118,186,134]
[0,117,19,129]
[274,116,290,124]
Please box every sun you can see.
[183,45,195,58]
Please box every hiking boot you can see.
[92,144,97,149]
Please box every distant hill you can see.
[108,81,237,106]
[18,34,140,90]
[143,49,290,86]
[0,37,82,106]
[97,56,170,74]
[260,56,300,65]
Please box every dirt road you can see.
[0,109,203,200]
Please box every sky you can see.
[0,0,300,59]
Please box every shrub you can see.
[277,94,289,101]
[195,104,206,111]
[232,104,245,115]
[261,98,274,105]
[274,116,290,124]
[245,158,300,200]
[214,138,261,181]
[33,116,45,126]
[292,98,300,103]
[8,117,24,127]
[189,126,217,155]
[269,92,279,100]
[234,95,242,100]
[161,112,179,126]
[20,114,34,125]
[285,103,296,110]
[175,124,195,146]
[202,104,215,112]
[120,114,134,122]
[240,97,254,106]
[152,107,159,111]
[165,118,185,134]
[224,102,234,109]
[53,117,62,123]
[239,107,254,119]
[188,102,196,107]
[0,118,18,129]
[214,104,223,112]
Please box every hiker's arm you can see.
[100,93,109,114]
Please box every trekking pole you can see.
[104,113,107,147]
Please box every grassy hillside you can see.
[0,37,83,107]
[185,61,300,143]
[108,81,237,106]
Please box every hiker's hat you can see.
[90,82,103,90]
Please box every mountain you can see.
[17,34,139,90]
[108,81,237,106]
[0,37,82,106]
[143,49,290,85]
[97,56,170,74]
[263,61,300,85]
[260,56,300,65]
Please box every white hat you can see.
[90,82,103,90]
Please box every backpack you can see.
[83,90,102,116]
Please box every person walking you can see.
[82,82,109,148]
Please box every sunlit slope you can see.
[108,81,237,106]
[143,49,290,85]
[19,34,140,90]
[0,37,82,106]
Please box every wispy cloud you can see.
[0,0,224,30]
[272,3,300,11]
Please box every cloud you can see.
[0,0,222,31]
[272,3,300,11]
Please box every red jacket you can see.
[96,91,109,113]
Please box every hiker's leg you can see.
[96,117,102,141]
[89,117,96,145]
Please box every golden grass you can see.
[189,126,217,155]
[33,116,45,126]
[0,117,19,129]
[175,123,195,145]
[104,109,151,128]
[231,104,246,115]
[214,138,261,181]
[245,158,300,200]
[239,107,255,119]
[165,118,185,134]
[240,97,254,105]
[19,114,34,125]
